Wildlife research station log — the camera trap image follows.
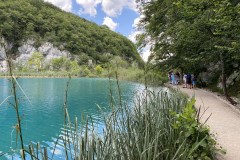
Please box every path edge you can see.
[198,88,240,115]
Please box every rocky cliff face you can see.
[198,63,240,90]
[0,39,71,72]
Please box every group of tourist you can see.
[168,72,180,85]
[168,72,197,89]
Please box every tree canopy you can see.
[137,0,240,102]
[137,0,239,72]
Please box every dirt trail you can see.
[177,86,240,160]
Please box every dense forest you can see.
[0,0,143,65]
[137,0,240,101]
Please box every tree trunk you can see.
[180,67,184,84]
[220,52,237,105]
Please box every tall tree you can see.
[137,0,239,104]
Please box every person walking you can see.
[174,73,178,85]
[187,73,192,89]
[192,74,197,89]
[183,73,187,88]
[168,72,171,84]
[176,72,180,85]
[171,73,175,86]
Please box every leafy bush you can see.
[94,65,104,75]
[80,68,91,77]
[171,98,220,159]
[21,66,28,72]
[70,60,80,75]
[52,57,64,71]
[27,52,45,72]
[52,57,71,71]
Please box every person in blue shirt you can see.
[192,74,197,88]
[171,72,175,86]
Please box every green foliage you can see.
[137,0,239,70]
[171,98,220,159]
[52,57,71,71]
[137,0,240,97]
[78,54,91,65]
[70,60,80,75]
[94,65,104,75]
[64,59,71,71]
[82,68,91,77]
[0,0,143,65]
[60,89,218,159]
[144,71,166,86]
[110,56,129,69]
[21,66,28,72]
[71,60,80,70]
[27,52,45,72]
[15,60,25,71]
[52,57,64,71]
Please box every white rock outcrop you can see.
[0,46,5,61]
[38,42,70,62]
[0,39,71,72]
[218,71,240,89]
[16,39,37,65]
[0,60,8,72]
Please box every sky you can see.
[43,0,150,61]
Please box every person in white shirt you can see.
[183,73,187,88]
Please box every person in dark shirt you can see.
[176,72,180,85]
[187,73,192,89]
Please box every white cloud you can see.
[44,0,72,12]
[102,17,118,31]
[76,0,137,17]
[128,16,145,42]
[129,15,152,62]
[129,30,142,43]
[76,0,102,17]
[141,47,151,62]
[132,17,140,28]
[102,0,137,17]
[132,15,145,28]
[129,30,152,62]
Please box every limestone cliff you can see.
[0,39,71,72]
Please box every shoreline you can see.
[0,75,87,78]
[166,83,240,109]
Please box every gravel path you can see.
[177,86,240,160]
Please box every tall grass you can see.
[50,84,219,160]
[1,33,26,159]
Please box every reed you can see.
[1,31,26,159]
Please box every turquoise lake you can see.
[0,78,145,159]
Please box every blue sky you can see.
[72,1,140,37]
[43,0,150,61]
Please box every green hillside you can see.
[0,0,143,65]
